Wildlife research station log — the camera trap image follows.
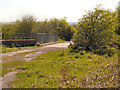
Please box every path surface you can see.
[0,42,70,88]
[0,71,18,88]
[1,42,69,57]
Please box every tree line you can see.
[2,16,76,41]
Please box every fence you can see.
[36,33,58,43]
[2,33,58,46]
[2,33,36,40]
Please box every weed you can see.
[8,49,118,88]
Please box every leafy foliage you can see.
[32,19,55,33]
[50,17,76,41]
[72,5,119,51]
[2,16,76,41]
[16,15,36,33]
[2,23,18,33]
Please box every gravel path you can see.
[1,42,70,88]
[0,42,69,57]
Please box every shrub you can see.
[68,44,83,52]
[71,5,118,52]
[93,49,115,56]
[2,40,36,47]
[36,43,41,46]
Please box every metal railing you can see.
[2,33,36,40]
[2,33,58,43]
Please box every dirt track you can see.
[0,42,70,88]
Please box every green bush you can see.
[93,49,115,56]
[2,40,36,47]
[71,5,119,52]
[68,44,83,52]
[36,43,41,46]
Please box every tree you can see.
[2,16,76,41]
[16,15,36,33]
[116,7,120,35]
[2,23,18,33]
[72,5,119,50]
[34,19,54,33]
[50,17,76,41]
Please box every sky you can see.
[0,0,119,22]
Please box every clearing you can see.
[1,42,70,88]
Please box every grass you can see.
[2,51,37,76]
[58,39,69,43]
[2,46,21,53]
[6,49,118,88]
[1,41,57,53]
[1,45,39,53]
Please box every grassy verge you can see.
[58,39,69,43]
[1,45,39,53]
[1,41,58,53]
[9,49,118,88]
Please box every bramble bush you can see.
[70,5,119,55]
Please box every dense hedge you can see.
[2,39,36,47]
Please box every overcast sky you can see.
[0,0,119,22]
